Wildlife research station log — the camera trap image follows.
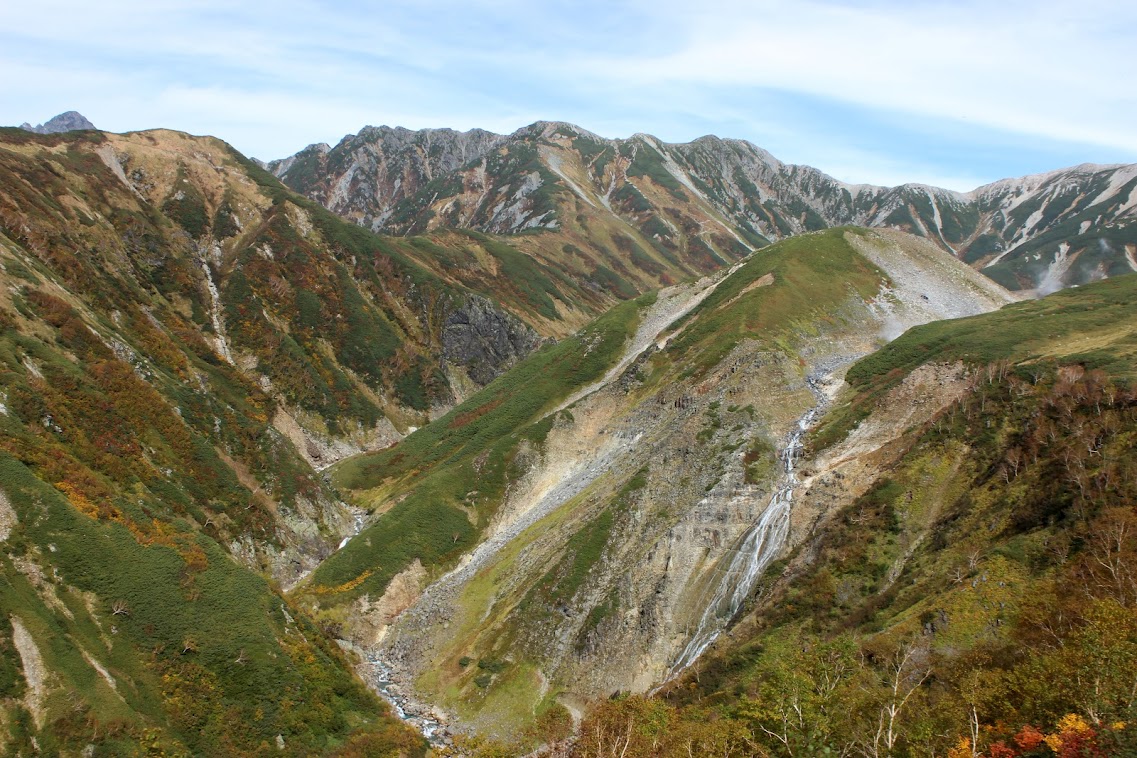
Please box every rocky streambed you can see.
[363,655,453,749]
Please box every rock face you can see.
[268,126,507,231]
[442,296,544,385]
[19,111,96,133]
[272,121,1137,292]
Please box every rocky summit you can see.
[1,117,1136,757]
[272,120,1137,294]
[18,111,97,134]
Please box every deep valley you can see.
[0,115,1135,756]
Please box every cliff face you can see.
[442,295,544,386]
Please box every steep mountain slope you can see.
[267,126,506,231]
[0,128,448,754]
[305,228,1015,747]
[0,126,642,471]
[577,273,1137,757]
[272,122,765,289]
[272,122,1137,293]
[0,123,669,753]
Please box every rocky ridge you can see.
[272,121,1137,293]
[18,110,97,134]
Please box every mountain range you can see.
[269,120,1137,294]
[0,113,1135,756]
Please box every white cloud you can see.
[591,0,1137,153]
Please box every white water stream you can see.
[666,378,825,678]
[365,656,450,747]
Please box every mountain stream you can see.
[665,373,829,679]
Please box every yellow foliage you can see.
[55,480,100,518]
[1044,713,1092,752]
[947,736,974,758]
[128,518,210,573]
[313,569,374,595]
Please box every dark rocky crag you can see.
[443,295,544,385]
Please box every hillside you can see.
[576,273,1137,757]
[2,114,1135,756]
[304,227,1016,747]
[0,123,673,754]
[0,126,677,468]
[0,128,455,754]
[271,122,1137,294]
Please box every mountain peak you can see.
[19,110,97,134]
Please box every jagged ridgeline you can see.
[308,227,1015,746]
[271,121,1137,294]
[580,273,1137,757]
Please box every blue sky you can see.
[2,0,1135,191]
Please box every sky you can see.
[2,0,1135,191]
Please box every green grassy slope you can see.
[0,248,425,755]
[848,273,1137,386]
[816,272,1137,450]
[660,228,884,377]
[0,455,427,756]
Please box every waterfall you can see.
[666,397,821,678]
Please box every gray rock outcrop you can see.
[442,296,543,384]
[20,111,97,134]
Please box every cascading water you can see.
[365,657,449,747]
[666,381,824,678]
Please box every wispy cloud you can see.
[1,0,1134,188]
[599,0,1137,152]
